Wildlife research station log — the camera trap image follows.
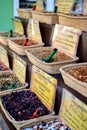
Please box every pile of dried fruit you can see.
[0,62,9,71]
[67,66,87,83]
[0,72,23,91]
[2,90,50,121]
[12,39,38,46]
[22,118,71,130]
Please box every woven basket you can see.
[32,11,58,24]
[17,8,32,19]
[58,13,87,31]
[19,116,61,130]
[25,47,79,74]
[0,32,25,46]
[0,70,28,97]
[0,89,55,129]
[60,62,87,97]
[8,38,44,55]
[0,36,8,46]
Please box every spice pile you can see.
[2,90,50,121]
[31,49,73,62]
[12,39,38,46]
[22,118,71,130]
[67,66,87,83]
[0,72,23,91]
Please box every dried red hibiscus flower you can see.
[2,90,50,121]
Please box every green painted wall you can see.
[0,0,14,31]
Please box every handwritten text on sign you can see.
[59,89,87,130]
[28,19,42,43]
[0,46,9,68]
[13,55,26,83]
[36,0,44,11]
[56,0,74,13]
[52,24,82,58]
[30,65,57,112]
[84,0,87,15]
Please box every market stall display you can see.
[8,19,44,55]
[60,62,87,97]
[19,89,87,130]
[0,53,28,96]
[55,0,87,31]
[0,18,25,46]
[0,66,57,129]
[25,24,82,74]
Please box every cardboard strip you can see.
[0,46,9,68]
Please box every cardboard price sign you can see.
[13,55,26,83]
[84,0,87,15]
[13,18,24,35]
[59,89,87,130]
[28,19,42,43]
[52,24,82,58]
[36,0,44,11]
[56,0,74,13]
[0,46,9,68]
[30,65,57,112]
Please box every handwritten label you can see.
[59,89,87,130]
[13,55,26,83]
[52,24,82,58]
[84,0,87,15]
[36,0,44,11]
[56,0,74,13]
[0,46,9,68]
[28,19,42,43]
[13,18,24,35]
[30,65,57,111]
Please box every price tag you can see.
[13,18,24,35]
[56,0,74,14]
[28,19,42,43]
[36,0,44,11]
[52,24,82,58]
[0,46,9,68]
[13,55,26,83]
[84,0,87,15]
[30,65,57,112]
[59,89,87,130]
